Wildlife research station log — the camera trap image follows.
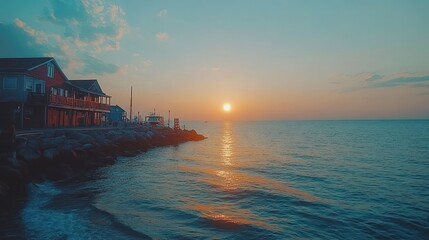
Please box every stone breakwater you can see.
[0,126,205,204]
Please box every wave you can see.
[177,164,320,202]
[22,181,152,240]
[22,182,89,239]
[89,204,152,240]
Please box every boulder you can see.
[15,137,27,150]
[26,137,42,151]
[82,143,94,150]
[68,132,94,145]
[43,148,60,161]
[88,131,108,145]
[54,130,65,137]
[41,135,66,149]
[58,140,80,152]
[42,131,55,138]
[17,147,41,162]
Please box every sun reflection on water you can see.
[222,121,234,166]
[218,121,238,191]
[176,121,320,233]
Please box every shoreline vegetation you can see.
[0,126,205,206]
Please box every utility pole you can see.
[130,86,133,123]
[168,110,170,127]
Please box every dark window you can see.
[35,84,42,93]
[3,77,17,89]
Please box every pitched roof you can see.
[110,105,126,112]
[0,57,68,80]
[69,79,97,90]
[69,79,109,97]
[0,57,54,72]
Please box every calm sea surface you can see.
[21,121,429,239]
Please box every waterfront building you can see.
[107,105,127,126]
[0,57,111,129]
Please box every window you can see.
[35,84,42,93]
[47,63,54,78]
[35,80,45,93]
[3,77,17,89]
[25,77,34,91]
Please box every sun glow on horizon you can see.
[223,103,232,112]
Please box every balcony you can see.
[27,92,48,105]
[48,94,110,112]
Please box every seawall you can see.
[0,126,205,204]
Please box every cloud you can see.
[0,23,46,57]
[364,74,383,82]
[41,0,128,52]
[14,18,48,43]
[337,72,429,91]
[372,75,429,88]
[142,59,153,67]
[347,72,383,83]
[156,32,169,41]
[356,72,429,88]
[0,0,128,76]
[14,18,25,28]
[75,54,119,75]
[210,67,221,72]
[110,5,120,21]
[158,9,168,17]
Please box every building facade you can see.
[107,105,127,126]
[0,57,111,129]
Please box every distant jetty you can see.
[0,126,205,204]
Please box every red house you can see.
[0,57,111,129]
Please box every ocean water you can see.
[21,120,429,239]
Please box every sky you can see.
[1,0,428,120]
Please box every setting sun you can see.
[223,103,232,112]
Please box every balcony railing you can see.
[27,92,48,105]
[49,94,110,111]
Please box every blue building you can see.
[108,105,127,126]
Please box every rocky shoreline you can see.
[0,126,205,205]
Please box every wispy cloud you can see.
[156,32,169,41]
[336,72,429,91]
[14,18,25,28]
[158,9,168,17]
[210,67,221,72]
[371,75,429,88]
[142,59,153,67]
[75,54,119,75]
[364,74,383,82]
[14,18,48,44]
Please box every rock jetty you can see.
[0,126,205,204]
